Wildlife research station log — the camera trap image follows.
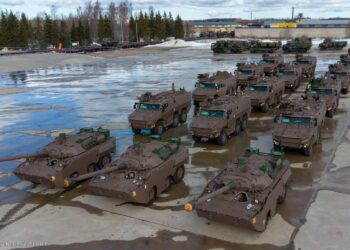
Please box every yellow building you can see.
[270,22,297,28]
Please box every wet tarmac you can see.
[0,46,349,249]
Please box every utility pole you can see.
[250,11,253,20]
[292,7,294,20]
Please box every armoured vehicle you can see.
[319,39,347,50]
[129,85,191,135]
[211,40,250,54]
[65,138,188,205]
[259,54,284,76]
[340,54,350,65]
[190,95,251,145]
[328,63,350,94]
[235,63,265,89]
[185,148,291,232]
[0,128,116,188]
[250,40,282,53]
[246,77,285,112]
[192,71,236,106]
[306,76,341,118]
[272,97,326,156]
[278,63,303,91]
[282,38,312,53]
[293,54,317,82]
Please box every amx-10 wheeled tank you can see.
[64,138,188,205]
[246,77,285,112]
[278,63,303,91]
[306,76,341,118]
[0,128,116,188]
[192,71,236,106]
[328,63,350,94]
[211,40,250,54]
[129,85,191,135]
[319,39,347,50]
[235,63,265,90]
[273,97,326,156]
[190,95,251,145]
[184,148,291,232]
[250,40,282,54]
[259,53,284,76]
[293,54,317,82]
[282,37,312,53]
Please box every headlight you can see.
[259,102,265,106]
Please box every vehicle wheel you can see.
[153,122,164,135]
[217,130,228,145]
[172,113,180,128]
[277,184,287,204]
[233,120,241,136]
[179,110,187,123]
[303,144,313,156]
[240,116,248,131]
[173,165,185,183]
[342,88,348,95]
[261,103,269,112]
[147,187,157,205]
[132,127,141,134]
[163,176,172,193]
[192,135,201,143]
[98,155,111,169]
[326,109,334,118]
[87,164,96,173]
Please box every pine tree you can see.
[52,20,59,47]
[129,15,136,42]
[97,15,104,42]
[166,12,175,37]
[33,17,43,48]
[103,15,113,40]
[154,11,165,40]
[77,20,85,44]
[84,22,91,44]
[59,20,70,48]
[174,15,184,39]
[18,13,30,47]
[6,11,20,47]
[149,9,155,39]
[71,21,77,42]
[0,12,6,46]
[43,14,53,46]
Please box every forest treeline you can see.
[0,0,184,48]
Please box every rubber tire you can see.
[87,164,96,173]
[341,88,348,95]
[172,113,180,128]
[217,131,228,145]
[233,120,241,136]
[98,155,111,169]
[153,122,164,135]
[303,144,313,156]
[179,111,187,123]
[192,135,201,143]
[261,103,269,112]
[277,184,287,204]
[147,187,157,205]
[326,109,334,118]
[173,165,185,184]
[240,116,248,131]
[163,177,172,193]
[132,127,141,134]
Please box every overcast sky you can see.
[0,0,349,20]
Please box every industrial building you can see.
[188,18,239,33]
[297,19,350,28]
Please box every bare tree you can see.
[117,1,132,43]
[108,2,117,40]
[91,0,102,42]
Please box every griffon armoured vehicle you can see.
[0,128,116,188]
[306,76,341,118]
[185,148,291,232]
[192,71,236,106]
[129,85,191,135]
[278,63,303,91]
[65,138,188,205]
[328,63,350,94]
[319,39,347,50]
[235,63,265,89]
[250,40,282,54]
[293,54,317,82]
[247,77,285,112]
[259,53,284,76]
[211,40,250,54]
[273,98,327,156]
[282,38,312,53]
[190,95,251,145]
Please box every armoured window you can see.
[310,89,333,95]
[139,103,160,111]
[248,85,267,92]
[281,71,296,76]
[234,192,248,202]
[281,116,311,126]
[261,60,275,64]
[237,69,252,75]
[297,60,309,65]
[197,82,218,89]
[200,109,225,118]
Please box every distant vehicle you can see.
[278,63,303,91]
[319,39,347,50]
[282,38,312,53]
[129,85,191,135]
[185,148,291,232]
[259,53,284,76]
[293,54,317,82]
[273,98,326,156]
[65,138,189,205]
[0,128,116,188]
[211,40,250,54]
[192,71,236,106]
[250,40,282,53]
[246,77,285,112]
[190,95,251,145]
[328,63,350,94]
[235,63,265,90]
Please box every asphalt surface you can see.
[0,46,349,250]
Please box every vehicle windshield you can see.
[248,85,267,92]
[281,116,311,126]
[237,69,252,75]
[297,60,310,65]
[261,60,275,64]
[139,103,160,111]
[310,88,333,95]
[200,109,225,118]
[281,71,295,76]
[197,82,217,89]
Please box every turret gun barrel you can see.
[0,153,47,162]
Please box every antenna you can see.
[292,7,294,20]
